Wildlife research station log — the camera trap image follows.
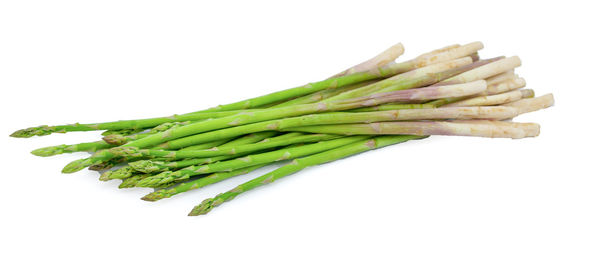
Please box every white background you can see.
[1,1,598,253]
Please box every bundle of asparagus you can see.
[10,42,554,216]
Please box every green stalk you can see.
[10,111,247,138]
[136,136,370,187]
[31,140,114,157]
[188,135,425,215]
[110,133,338,160]
[31,131,153,157]
[178,138,235,151]
[200,131,280,148]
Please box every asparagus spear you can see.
[188,135,425,215]
[337,80,487,104]
[283,120,541,139]
[206,131,281,148]
[10,110,248,138]
[30,122,182,156]
[177,138,234,151]
[30,131,154,157]
[31,140,114,157]
[109,133,339,160]
[136,136,371,187]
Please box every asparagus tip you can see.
[121,173,157,188]
[141,191,164,202]
[88,162,112,171]
[101,166,134,181]
[31,145,65,157]
[99,173,111,181]
[10,126,54,138]
[135,178,163,188]
[188,198,220,216]
[128,160,165,174]
[135,171,178,188]
[62,158,93,173]
[107,147,142,158]
[118,181,134,189]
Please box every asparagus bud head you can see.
[10,125,57,138]
[128,160,169,173]
[31,144,69,157]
